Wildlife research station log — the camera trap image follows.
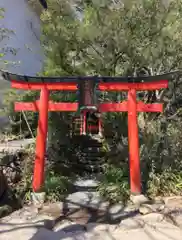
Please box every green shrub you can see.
[44,171,71,202]
[14,145,34,204]
[98,164,129,204]
[1,89,39,137]
[147,169,182,197]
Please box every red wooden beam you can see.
[99,80,168,91]
[11,80,77,91]
[137,102,163,112]
[32,87,49,192]
[11,80,168,91]
[99,102,128,112]
[14,101,163,112]
[15,102,39,111]
[15,101,78,111]
[128,89,141,194]
[99,102,163,112]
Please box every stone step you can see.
[73,179,100,192]
[72,149,104,156]
[83,158,104,162]
[72,163,104,169]
[72,160,104,164]
[82,146,103,152]
[74,143,103,149]
[67,136,105,174]
[71,163,103,173]
[71,137,103,145]
[72,153,104,160]
[66,191,108,210]
[72,160,104,165]
[71,135,103,141]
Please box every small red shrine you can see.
[2,71,172,195]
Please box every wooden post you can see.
[128,89,141,194]
[82,111,86,135]
[98,116,102,136]
[33,87,49,192]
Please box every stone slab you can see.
[65,191,110,211]
[73,179,99,188]
[164,196,182,208]
[130,194,150,206]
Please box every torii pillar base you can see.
[31,192,46,207]
[130,194,149,206]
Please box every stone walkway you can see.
[0,139,34,154]
[0,196,182,240]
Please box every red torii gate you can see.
[2,72,170,195]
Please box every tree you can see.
[39,0,47,9]
[40,0,182,118]
[38,0,182,199]
[40,0,182,153]
[41,0,182,77]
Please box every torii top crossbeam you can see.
[1,70,180,83]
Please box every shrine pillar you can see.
[128,89,141,194]
[32,87,49,192]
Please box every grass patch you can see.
[98,164,130,204]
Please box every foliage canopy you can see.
[41,0,182,77]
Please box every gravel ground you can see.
[0,196,182,240]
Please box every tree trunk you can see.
[0,170,7,199]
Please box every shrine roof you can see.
[1,70,181,84]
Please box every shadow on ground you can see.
[1,196,181,240]
[0,196,138,239]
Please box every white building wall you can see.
[0,0,43,76]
